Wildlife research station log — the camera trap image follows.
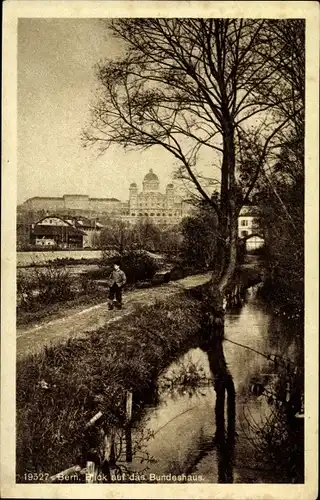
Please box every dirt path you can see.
[17,273,210,360]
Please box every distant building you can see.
[121,169,192,227]
[238,205,264,250]
[30,215,103,249]
[18,171,194,237]
[19,194,121,219]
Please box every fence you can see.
[48,390,133,484]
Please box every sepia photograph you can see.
[1,1,319,499]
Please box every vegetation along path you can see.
[17,273,211,360]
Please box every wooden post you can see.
[50,465,81,483]
[125,390,133,462]
[85,461,96,483]
[85,411,103,429]
[126,390,133,421]
[104,428,116,465]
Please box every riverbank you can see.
[17,273,211,359]
[16,291,203,481]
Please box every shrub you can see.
[17,264,75,311]
[120,251,159,284]
[17,273,38,310]
[81,267,112,282]
[79,275,100,295]
[169,266,185,281]
[98,250,159,285]
[34,265,75,304]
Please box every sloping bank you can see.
[16,291,204,481]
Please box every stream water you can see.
[126,284,304,484]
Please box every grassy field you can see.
[16,292,203,481]
[16,288,108,327]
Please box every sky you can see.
[17,18,187,205]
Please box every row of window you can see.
[130,212,181,217]
[240,218,259,227]
[131,203,173,209]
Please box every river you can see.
[126,284,304,484]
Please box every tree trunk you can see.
[217,215,238,297]
[211,126,238,308]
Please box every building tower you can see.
[129,183,138,213]
[166,183,174,210]
[142,169,160,192]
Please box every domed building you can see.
[121,169,191,227]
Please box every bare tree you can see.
[100,219,133,255]
[83,19,299,306]
[131,219,161,252]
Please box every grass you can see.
[17,288,108,327]
[16,292,203,481]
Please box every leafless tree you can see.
[131,219,161,252]
[100,219,133,255]
[83,19,301,306]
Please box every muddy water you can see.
[129,285,303,483]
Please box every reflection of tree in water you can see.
[202,337,236,483]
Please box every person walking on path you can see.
[108,261,127,310]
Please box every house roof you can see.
[32,225,85,237]
[239,205,261,217]
[35,215,69,225]
[34,214,103,231]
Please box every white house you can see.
[238,206,264,250]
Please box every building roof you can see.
[26,196,62,201]
[36,215,71,225]
[22,195,120,203]
[32,225,85,237]
[90,197,120,202]
[35,214,102,231]
[239,205,261,217]
[144,169,159,182]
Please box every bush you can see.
[17,264,75,311]
[79,275,100,295]
[81,267,112,282]
[99,250,159,285]
[35,265,75,304]
[17,273,38,310]
[120,251,159,284]
[169,266,186,281]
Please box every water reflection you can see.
[101,285,303,484]
[202,338,236,483]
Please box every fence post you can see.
[85,460,96,483]
[104,427,116,465]
[125,390,133,462]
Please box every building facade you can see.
[238,205,264,250]
[121,169,191,227]
[19,194,121,219]
[30,215,103,249]
[18,170,193,240]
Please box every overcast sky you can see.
[18,18,188,204]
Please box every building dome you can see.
[130,183,137,188]
[167,183,174,188]
[144,169,159,182]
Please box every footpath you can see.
[17,273,211,360]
